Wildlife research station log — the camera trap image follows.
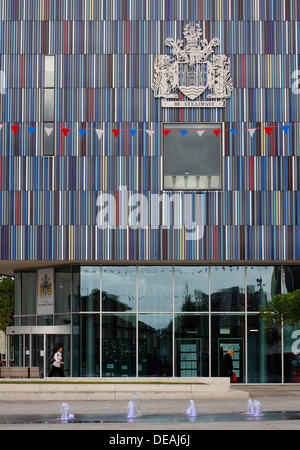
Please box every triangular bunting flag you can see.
[79,129,87,137]
[197,130,205,137]
[28,126,36,134]
[45,127,53,136]
[62,128,71,136]
[96,129,104,140]
[264,127,273,136]
[146,130,155,137]
[281,125,290,135]
[11,125,20,135]
[129,130,137,137]
[180,130,188,136]
[163,130,171,136]
[248,128,256,138]
[213,130,222,137]
[230,129,238,135]
[112,129,120,137]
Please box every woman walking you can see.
[49,346,65,377]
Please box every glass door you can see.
[32,335,44,377]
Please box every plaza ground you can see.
[0,385,300,430]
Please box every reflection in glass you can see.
[73,314,100,377]
[175,315,209,377]
[102,314,136,377]
[80,267,100,312]
[174,266,209,312]
[211,266,245,311]
[248,315,282,383]
[282,266,300,293]
[55,267,71,314]
[138,266,172,312]
[247,266,281,311]
[21,271,37,316]
[211,315,245,382]
[138,314,172,377]
[164,123,222,190]
[102,266,136,312]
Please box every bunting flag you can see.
[281,125,290,135]
[112,129,120,137]
[61,128,71,136]
[95,129,104,140]
[248,128,256,138]
[11,125,20,135]
[0,122,294,141]
[44,127,53,136]
[264,127,273,136]
[79,129,87,137]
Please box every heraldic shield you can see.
[178,61,209,100]
[152,23,233,105]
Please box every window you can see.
[164,123,222,190]
[43,55,55,156]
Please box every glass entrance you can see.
[6,326,71,378]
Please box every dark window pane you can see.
[164,123,222,190]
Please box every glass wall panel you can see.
[284,323,300,383]
[174,266,209,312]
[175,315,209,377]
[80,267,100,312]
[282,266,300,293]
[55,267,71,314]
[72,314,100,377]
[138,266,172,312]
[211,315,245,382]
[102,314,136,377]
[44,55,55,87]
[102,266,136,312]
[211,266,245,311]
[247,266,281,311]
[44,89,55,121]
[43,124,55,156]
[14,272,21,317]
[247,315,282,383]
[138,314,172,377]
[21,271,37,316]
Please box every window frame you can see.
[43,55,56,157]
[163,122,224,192]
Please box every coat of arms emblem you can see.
[152,23,233,108]
[40,273,52,298]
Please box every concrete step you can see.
[0,377,249,401]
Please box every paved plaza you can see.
[0,385,300,430]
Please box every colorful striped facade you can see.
[0,0,299,264]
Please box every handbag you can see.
[231,372,237,383]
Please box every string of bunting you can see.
[0,123,295,139]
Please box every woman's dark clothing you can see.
[221,353,234,378]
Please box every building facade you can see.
[1,0,300,382]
